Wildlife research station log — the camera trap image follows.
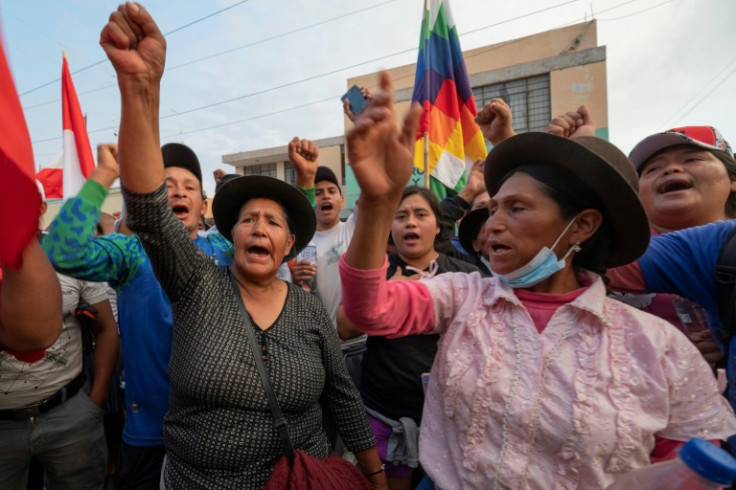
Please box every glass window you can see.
[243,163,277,178]
[284,162,296,185]
[472,74,551,134]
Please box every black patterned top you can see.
[124,184,375,489]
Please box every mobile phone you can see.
[341,85,368,115]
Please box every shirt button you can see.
[262,355,267,361]
[262,346,267,352]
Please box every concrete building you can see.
[224,20,608,209]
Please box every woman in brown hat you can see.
[338,72,736,489]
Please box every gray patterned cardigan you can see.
[124,184,375,489]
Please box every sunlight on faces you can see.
[314,181,343,229]
[231,198,295,280]
[165,167,205,238]
[486,172,577,276]
[391,193,440,263]
[639,145,736,229]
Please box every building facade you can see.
[223,21,608,209]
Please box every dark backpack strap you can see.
[229,271,295,465]
[715,227,736,345]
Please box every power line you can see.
[19,0,251,96]
[22,0,396,111]
[597,0,676,21]
[661,57,736,129]
[29,0,656,145]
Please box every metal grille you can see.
[473,74,551,133]
[284,163,296,185]
[243,162,277,178]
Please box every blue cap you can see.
[678,438,736,485]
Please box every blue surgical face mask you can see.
[492,216,581,289]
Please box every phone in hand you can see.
[341,85,368,115]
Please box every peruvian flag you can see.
[36,151,63,199]
[0,34,41,268]
[37,54,95,201]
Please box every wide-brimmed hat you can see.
[484,132,649,268]
[629,126,733,172]
[162,142,202,185]
[212,175,316,259]
[458,207,489,255]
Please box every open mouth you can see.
[658,180,692,194]
[247,246,270,257]
[171,204,190,219]
[490,242,511,254]
[320,202,334,211]
[403,232,420,244]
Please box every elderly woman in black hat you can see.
[338,72,736,489]
[100,4,385,489]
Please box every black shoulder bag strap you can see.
[229,271,296,465]
[715,227,736,346]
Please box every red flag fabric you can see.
[0,36,41,268]
[36,151,63,199]
[61,55,94,199]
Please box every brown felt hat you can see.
[484,132,650,268]
[212,175,316,260]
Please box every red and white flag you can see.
[36,55,95,200]
[60,54,94,199]
[35,151,63,199]
[0,34,41,268]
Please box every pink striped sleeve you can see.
[339,255,436,338]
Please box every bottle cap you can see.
[678,438,736,485]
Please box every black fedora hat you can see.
[484,133,650,268]
[212,175,316,259]
[458,207,489,255]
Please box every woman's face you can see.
[391,193,440,262]
[231,198,295,280]
[485,172,575,275]
[639,145,736,230]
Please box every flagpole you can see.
[423,0,430,190]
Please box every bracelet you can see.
[363,464,385,477]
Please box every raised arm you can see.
[343,71,421,270]
[475,98,515,146]
[0,240,62,350]
[42,144,142,287]
[100,2,166,196]
[546,105,595,138]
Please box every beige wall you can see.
[41,189,124,231]
[550,61,608,128]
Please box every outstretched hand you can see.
[346,72,421,204]
[475,98,515,146]
[344,86,373,123]
[100,2,166,86]
[91,144,120,190]
[546,105,595,138]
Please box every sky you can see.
[1,0,735,197]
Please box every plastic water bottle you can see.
[296,244,318,293]
[605,439,736,489]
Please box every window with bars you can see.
[243,163,277,178]
[473,74,551,134]
[284,163,296,185]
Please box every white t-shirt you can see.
[309,213,366,348]
[0,273,109,409]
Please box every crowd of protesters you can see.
[2,2,736,490]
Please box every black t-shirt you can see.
[360,253,480,423]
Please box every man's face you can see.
[314,180,343,230]
[164,166,206,239]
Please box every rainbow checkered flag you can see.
[411,0,487,198]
